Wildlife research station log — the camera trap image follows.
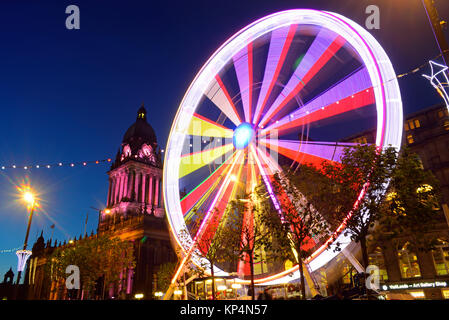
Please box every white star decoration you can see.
[423,60,449,111]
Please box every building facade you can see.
[315,103,449,299]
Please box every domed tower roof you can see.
[122,105,157,149]
[110,104,162,170]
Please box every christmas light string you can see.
[0,158,112,171]
[396,49,449,79]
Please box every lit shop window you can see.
[432,239,449,276]
[404,119,421,131]
[398,242,421,279]
[342,264,357,285]
[409,291,425,299]
[368,247,388,282]
[407,134,414,144]
[442,289,449,299]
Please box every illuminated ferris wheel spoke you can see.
[233,42,254,123]
[246,151,259,193]
[258,34,346,128]
[187,113,234,138]
[199,159,244,256]
[254,143,330,233]
[252,24,298,125]
[204,74,242,126]
[237,153,257,276]
[194,154,244,248]
[181,154,236,216]
[266,86,375,137]
[250,145,282,212]
[259,139,359,166]
[179,143,234,178]
[261,67,374,133]
[254,144,281,175]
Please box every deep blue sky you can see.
[0,0,448,277]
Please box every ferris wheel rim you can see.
[163,9,403,283]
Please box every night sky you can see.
[0,0,448,278]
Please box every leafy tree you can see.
[225,194,274,300]
[376,148,443,252]
[47,234,135,299]
[156,262,177,293]
[180,209,230,300]
[316,144,398,270]
[261,171,332,299]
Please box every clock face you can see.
[140,144,156,163]
[141,144,152,157]
[122,144,131,159]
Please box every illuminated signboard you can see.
[382,281,448,291]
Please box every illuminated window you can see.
[369,247,388,282]
[409,291,425,299]
[398,242,421,279]
[405,119,420,131]
[407,134,414,144]
[443,289,449,299]
[432,239,449,276]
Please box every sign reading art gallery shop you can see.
[382,281,448,291]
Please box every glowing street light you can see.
[16,187,38,286]
[23,191,35,206]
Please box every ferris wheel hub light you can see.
[233,123,255,149]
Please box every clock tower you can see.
[98,104,176,299]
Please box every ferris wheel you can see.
[163,9,403,286]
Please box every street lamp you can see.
[16,188,37,285]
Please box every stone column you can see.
[111,177,117,205]
[117,174,123,202]
[129,170,135,200]
[120,173,126,202]
[154,177,160,207]
[135,171,140,203]
[123,171,128,200]
[126,268,133,294]
[141,174,146,204]
[148,175,154,206]
[117,175,123,203]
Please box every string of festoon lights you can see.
[0,158,113,171]
[0,149,166,171]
